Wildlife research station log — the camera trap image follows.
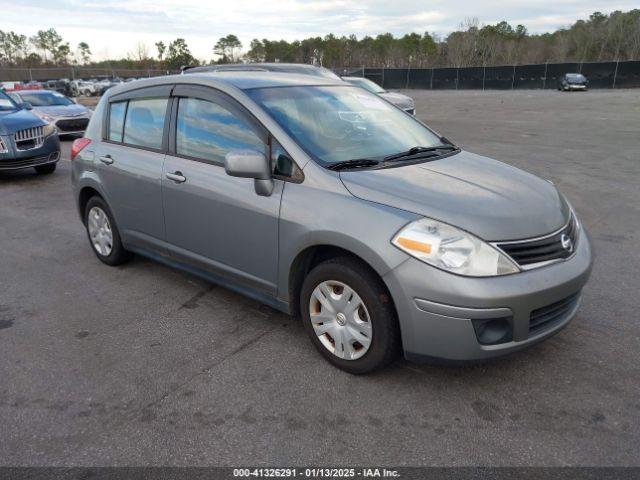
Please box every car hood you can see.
[339,150,569,241]
[380,91,414,109]
[35,104,89,118]
[0,108,46,135]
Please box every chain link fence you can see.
[0,66,166,82]
[335,60,640,90]
[2,60,639,89]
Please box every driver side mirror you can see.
[224,149,274,197]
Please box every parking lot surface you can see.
[1,89,639,466]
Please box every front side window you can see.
[247,85,441,166]
[176,97,266,163]
[108,101,127,142]
[122,98,167,149]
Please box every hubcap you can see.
[87,206,113,257]
[309,280,372,361]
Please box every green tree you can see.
[213,34,242,63]
[166,38,196,70]
[245,39,266,62]
[0,30,28,64]
[77,42,91,64]
[155,41,166,61]
[30,28,64,64]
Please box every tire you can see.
[300,257,400,374]
[84,196,132,266]
[34,163,56,174]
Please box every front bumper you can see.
[383,228,593,362]
[0,134,61,171]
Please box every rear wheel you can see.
[84,196,131,266]
[300,257,400,374]
[34,163,56,175]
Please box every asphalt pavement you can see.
[1,89,638,466]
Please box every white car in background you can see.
[9,89,92,136]
[342,76,416,115]
[70,80,99,97]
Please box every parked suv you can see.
[71,73,592,373]
[0,89,60,174]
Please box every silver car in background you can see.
[71,72,592,373]
[343,76,415,114]
[9,89,92,136]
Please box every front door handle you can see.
[166,171,186,183]
[99,155,114,165]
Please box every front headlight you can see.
[43,123,57,137]
[36,112,55,123]
[392,218,520,277]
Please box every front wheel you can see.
[300,257,400,374]
[84,196,132,266]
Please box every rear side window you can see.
[108,101,127,142]
[122,98,168,149]
[176,97,266,163]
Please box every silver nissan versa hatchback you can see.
[71,73,592,373]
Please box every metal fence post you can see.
[430,68,434,90]
[29,69,33,82]
[406,65,410,89]
[482,64,486,91]
[381,67,385,88]
[362,65,364,78]
[455,67,459,90]
[511,64,516,90]
[612,59,620,89]
[542,61,548,90]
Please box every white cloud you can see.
[2,0,637,61]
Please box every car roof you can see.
[14,89,55,95]
[107,71,346,97]
[185,63,341,79]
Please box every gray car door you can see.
[96,86,172,251]
[162,85,283,295]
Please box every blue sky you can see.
[3,0,637,61]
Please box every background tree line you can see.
[1,9,638,73]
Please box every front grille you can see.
[496,215,577,268]
[14,126,45,151]
[56,118,89,132]
[529,292,581,335]
[0,137,7,153]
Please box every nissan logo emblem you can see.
[561,234,573,253]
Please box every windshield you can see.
[247,85,441,166]
[19,91,74,107]
[0,90,18,111]
[348,78,385,93]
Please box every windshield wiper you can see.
[327,159,381,171]
[383,144,458,163]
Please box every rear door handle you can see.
[166,171,186,183]
[99,155,114,165]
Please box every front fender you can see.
[276,176,418,305]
